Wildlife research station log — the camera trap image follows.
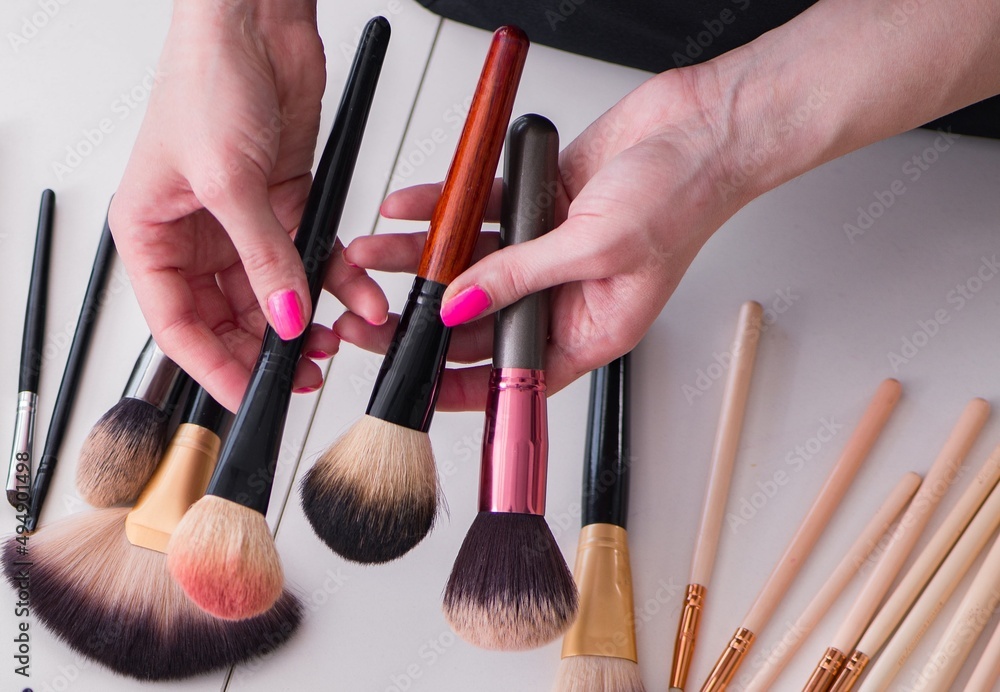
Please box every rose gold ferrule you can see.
[671,583,707,690]
[828,650,869,692]
[803,647,847,692]
[701,627,756,692]
[479,368,547,514]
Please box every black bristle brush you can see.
[443,114,578,650]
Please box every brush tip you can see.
[444,512,578,650]
[299,416,438,564]
[167,495,283,620]
[554,656,646,692]
[77,398,169,507]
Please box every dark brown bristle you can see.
[77,398,169,507]
[2,509,301,680]
[443,512,578,650]
[554,656,646,692]
[300,416,438,564]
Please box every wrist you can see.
[174,0,317,30]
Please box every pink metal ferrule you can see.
[478,368,548,514]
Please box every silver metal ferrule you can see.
[6,391,37,508]
[122,338,182,410]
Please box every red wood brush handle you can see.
[417,25,529,285]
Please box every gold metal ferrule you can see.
[670,583,707,690]
[701,627,756,692]
[803,647,847,691]
[828,649,869,692]
[560,523,637,662]
[125,423,221,552]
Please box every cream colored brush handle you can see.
[964,617,1000,691]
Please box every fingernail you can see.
[268,290,305,340]
[365,313,388,326]
[305,350,331,360]
[441,285,491,327]
[345,259,359,269]
[293,383,321,394]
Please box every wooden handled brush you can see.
[300,25,530,565]
[555,353,645,692]
[443,114,576,651]
[7,189,54,507]
[166,17,391,620]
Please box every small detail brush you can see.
[168,17,390,620]
[301,25,530,565]
[671,300,763,691]
[26,205,116,532]
[554,354,645,692]
[443,114,576,650]
[7,189,55,507]
[76,335,185,506]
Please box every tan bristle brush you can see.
[300,25,529,565]
[700,378,902,692]
[443,114,577,650]
[670,300,763,691]
[167,17,390,620]
[554,354,644,692]
[2,386,303,681]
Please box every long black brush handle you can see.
[581,352,631,529]
[206,16,391,513]
[20,189,55,393]
[182,385,230,437]
[26,208,116,530]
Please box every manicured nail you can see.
[293,383,321,394]
[344,259,359,269]
[268,290,305,340]
[441,285,491,327]
[305,350,331,360]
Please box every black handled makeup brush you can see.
[555,353,644,692]
[7,189,55,508]
[26,205,116,532]
[443,114,578,651]
[167,17,391,620]
[300,25,530,565]
[77,335,186,506]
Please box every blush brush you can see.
[301,25,530,565]
[443,114,576,650]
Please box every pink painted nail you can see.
[293,383,321,394]
[441,285,491,327]
[305,350,331,360]
[268,290,305,340]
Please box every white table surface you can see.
[2,2,1000,690]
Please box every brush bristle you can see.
[2,509,301,680]
[443,512,578,650]
[299,415,438,564]
[167,495,283,620]
[553,656,645,692]
[77,398,169,507]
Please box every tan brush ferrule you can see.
[125,423,221,553]
[828,649,869,692]
[560,523,637,662]
[701,627,756,692]
[804,647,847,691]
[671,583,707,689]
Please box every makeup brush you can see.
[443,114,575,650]
[834,446,1000,690]
[76,335,185,506]
[804,397,989,691]
[554,354,645,692]
[744,472,921,692]
[700,378,902,692]
[3,387,304,681]
[168,17,390,620]
[300,25,529,565]
[671,300,763,691]
[964,617,1000,691]
[26,206,116,532]
[7,189,55,507]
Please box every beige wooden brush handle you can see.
[743,472,921,692]
[828,398,989,654]
[915,531,1000,692]
[742,379,902,633]
[964,617,1000,691]
[691,301,764,584]
[858,474,1000,691]
[856,441,1000,656]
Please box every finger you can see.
[302,323,340,360]
[333,311,494,364]
[323,239,389,325]
[382,178,504,223]
[434,364,492,412]
[292,357,324,393]
[344,231,500,274]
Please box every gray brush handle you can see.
[493,114,560,371]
